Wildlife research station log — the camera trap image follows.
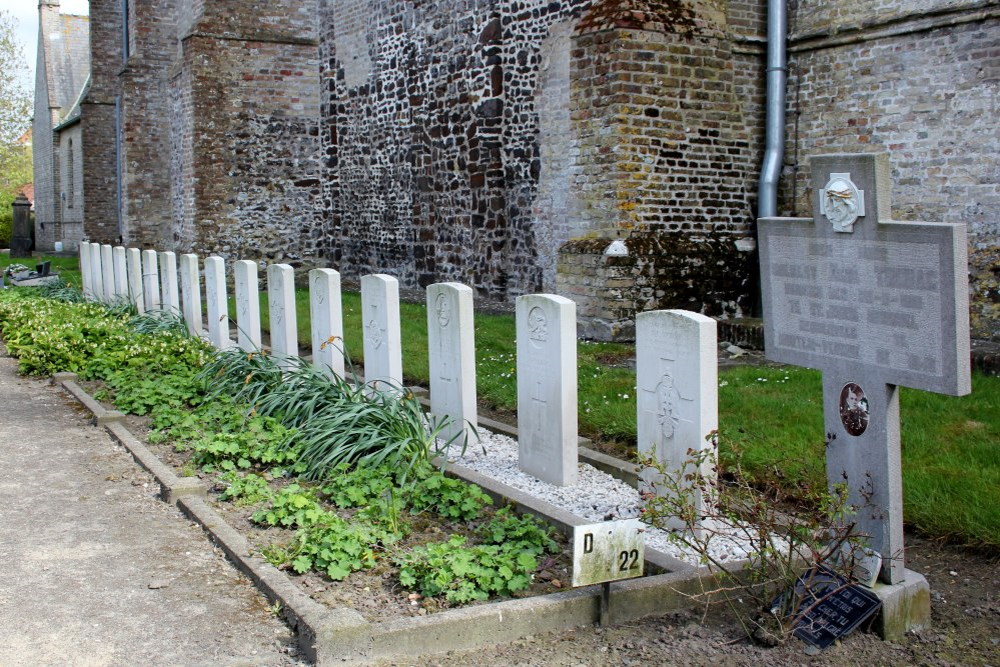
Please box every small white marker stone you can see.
[141,249,161,311]
[515,294,577,487]
[79,242,92,298]
[159,251,180,315]
[636,310,718,533]
[126,248,144,313]
[100,245,115,303]
[427,282,478,443]
[179,253,202,337]
[112,247,128,300]
[90,243,104,303]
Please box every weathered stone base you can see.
[556,232,755,342]
[872,569,931,641]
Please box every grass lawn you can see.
[7,253,999,549]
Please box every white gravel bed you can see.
[443,428,768,567]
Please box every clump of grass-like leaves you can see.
[35,278,88,303]
[129,309,188,336]
[201,348,454,479]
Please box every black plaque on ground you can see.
[778,565,882,649]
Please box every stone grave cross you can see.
[758,153,971,585]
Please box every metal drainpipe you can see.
[757,0,788,218]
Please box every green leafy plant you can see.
[477,507,559,555]
[394,535,539,603]
[218,472,274,506]
[194,417,300,473]
[405,468,492,521]
[287,520,392,580]
[252,484,330,529]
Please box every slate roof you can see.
[41,12,91,125]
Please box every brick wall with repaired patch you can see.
[555,1,759,338]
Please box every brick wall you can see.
[555,2,758,337]
[82,0,124,244]
[184,34,323,264]
[72,0,998,340]
[784,9,1000,340]
[320,0,758,324]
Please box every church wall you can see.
[75,0,998,340]
[784,11,1000,340]
[119,0,178,249]
[81,0,124,244]
[183,34,323,265]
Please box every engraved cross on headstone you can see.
[637,357,693,445]
[758,153,971,584]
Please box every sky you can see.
[2,0,90,93]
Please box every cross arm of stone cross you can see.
[757,153,971,587]
[759,153,971,397]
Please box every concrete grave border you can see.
[50,371,923,662]
[51,372,732,663]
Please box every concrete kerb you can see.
[104,422,205,503]
[53,373,744,663]
[175,496,364,664]
[60,377,127,425]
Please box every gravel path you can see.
[0,354,302,666]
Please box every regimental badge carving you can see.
[527,306,548,346]
[314,276,326,305]
[435,293,451,328]
[656,373,681,440]
[366,318,383,349]
[839,382,870,436]
[819,172,866,233]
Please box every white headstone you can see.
[141,249,161,311]
[179,253,202,337]
[90,243,104,302]
[100,245,115,303]
[204,256,232,350]
[159,251,180,315]
[360,274,403,389]
[267,264,298,365]
[309,268,345,378]
[636,310,718,531]
[758,152,972,584]
[515,294,577,487]
[427,282,478,443]
[79,242,92,298]
[234,260,262,352]
[112,246,128,300]
[126,248,145,313]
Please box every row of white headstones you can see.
[78,241,718,519]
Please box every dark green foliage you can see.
[394,536,539,603]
